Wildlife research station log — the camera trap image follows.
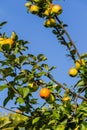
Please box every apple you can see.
[39,88,50,99]
[68,67,78,77]
[75,59,86,70]
[51,4,62,15]
[28,82,39,92]
[29,5,39,14]
[44,8,51,16]
[44,18,56,27]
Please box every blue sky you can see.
[0,0,87,112]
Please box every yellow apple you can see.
[29,5,39,14]
[0,38,14,47]
[44,8,51,16]
[68,67,78,77]
[51,4,62,15]
[75,59,86,70]
[44,18,56,27]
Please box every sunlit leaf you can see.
[37,54,47,61]
[32,117,40,125]
[22,88,29,98]
[16,97,24,104]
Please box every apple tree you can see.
[0,0,87,130]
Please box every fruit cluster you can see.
[68,59,86,77]
[25,0,62,28]
[28,81,55,104]
[0,37,14,46]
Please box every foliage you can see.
[0,0,87,129]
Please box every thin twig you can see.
[76,85,87,102]
[55,16,81,59]
[47,72,87,101]
[5,78,22,97]
[0,105,30,118]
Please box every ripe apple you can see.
[29,5,39,14]
[51,4,62,15]
[39,88,50,99]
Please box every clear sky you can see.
[0,0,87,112]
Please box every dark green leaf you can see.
[28,54,37,60]
[48,66,56,71]
[41,64,49,70]
[37,54,47,61]
[0,21,7,27]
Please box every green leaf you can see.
[80,122,87,130]
[22,88,29,98]
[37,54,47,61]
[0,21,7,27]
[28,54,37,60]
[81,53,87,59]
[3,97,11,107]
[19,55,28,63]
[32,117,40,125]
[0,120,11,129]
[74,80,85,88]
[55,125,65,130]
[41,64,49,70]
[48,66,56,71]
[52,30,58,35]
[48,120,56,125]
[70,49,76,56]
[16,97,24,104]
[32,64,42,71]
[0,67,15,77]
[11,31,18,40]
[3,88,15,106]
[35,71,46,78]
[0,84,9,91]
[18,87,29,98]
[30,98,37,104]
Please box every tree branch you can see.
[47,72,87,102]
[0,105,30,118]
[55,16,81,60]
